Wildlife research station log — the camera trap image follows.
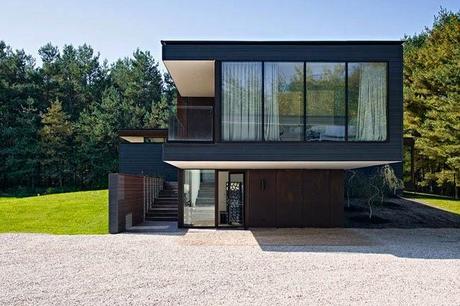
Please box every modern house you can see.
[110,40,403,232]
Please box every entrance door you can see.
[217,171,244,227]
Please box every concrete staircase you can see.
[195,183,214,207]
[145,181,178,222]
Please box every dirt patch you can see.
[345,197,460,228]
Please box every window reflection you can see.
[305,63,345,141]
[264,62,304,141]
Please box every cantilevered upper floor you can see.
[162,40,403,169]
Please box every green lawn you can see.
[404,192,460,215]
[0,190,108,234]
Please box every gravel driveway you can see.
[1,228,460,305]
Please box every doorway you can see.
[217,171,245,227]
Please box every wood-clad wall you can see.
[247,169,344,228]
[108,173,145,233]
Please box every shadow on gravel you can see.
[124,221,188,236]
[250,228,460,259]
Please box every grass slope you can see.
[0,190,108,234]
[404,192,460,215]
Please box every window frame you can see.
[219,60,389,143]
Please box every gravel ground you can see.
[1,228,460,306]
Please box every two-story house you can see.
[112,40,403,231]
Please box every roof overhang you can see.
[164,160,400,170]
[163,60,214,97]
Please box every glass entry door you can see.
[218,171,244,227]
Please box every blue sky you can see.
[1,0,459,71]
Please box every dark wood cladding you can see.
[303,170,344,227]
[276,170,303,227]
[248,170,277,226]
[109,173,145,233]
[247,169,344,227]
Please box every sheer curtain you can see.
[264,63,280,141]
[222,62,262,141]
[356,63,387,141]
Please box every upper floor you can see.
[162,41,403,169]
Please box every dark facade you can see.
[163,41,403,163]
[117,41,404,230]
[119,144,177,181]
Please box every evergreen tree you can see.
[404,9,460,193]
[39,100,73,187]
[145,96,170,128]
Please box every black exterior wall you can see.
[119,143,177,181]
[162,41,403,163]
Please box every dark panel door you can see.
[303,170,330,227]
[248,170,276,227]
[276,170,303,227]
[329,170,344,227]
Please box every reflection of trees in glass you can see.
[277,64,303,117]
[306,63,345,122]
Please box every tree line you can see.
[403,9,459,196]
[0,9,458,196]
[0,42,175,194]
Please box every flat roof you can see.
[161,40,404,46]
[119,129,168,137]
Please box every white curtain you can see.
[222,62,262,141]
[264,63,280,141]
[356,64,387,141]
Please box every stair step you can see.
[146,213,177,217]
[145,181,178,221]
[147,209,177,213]
[145,216,178,221]
[152,202,178,205]
[149,207,178,211]
[155,197,178,201]
[157,191,179,198]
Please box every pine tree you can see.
[39,100,73,188]
[404,9,460,193]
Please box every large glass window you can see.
[222,62,262,141]
[305,63,345,141]
[348,63,387,141]
[220,61,388,143]
[183,170,215,226]
[264,62,304,141]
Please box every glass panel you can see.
[222,62,262,141]
[264,62,304,141]
[305,63,345,141]
[348,63,387,141]
[218,171,244,227]
[168,105,213,141]
[183,170,215,226]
